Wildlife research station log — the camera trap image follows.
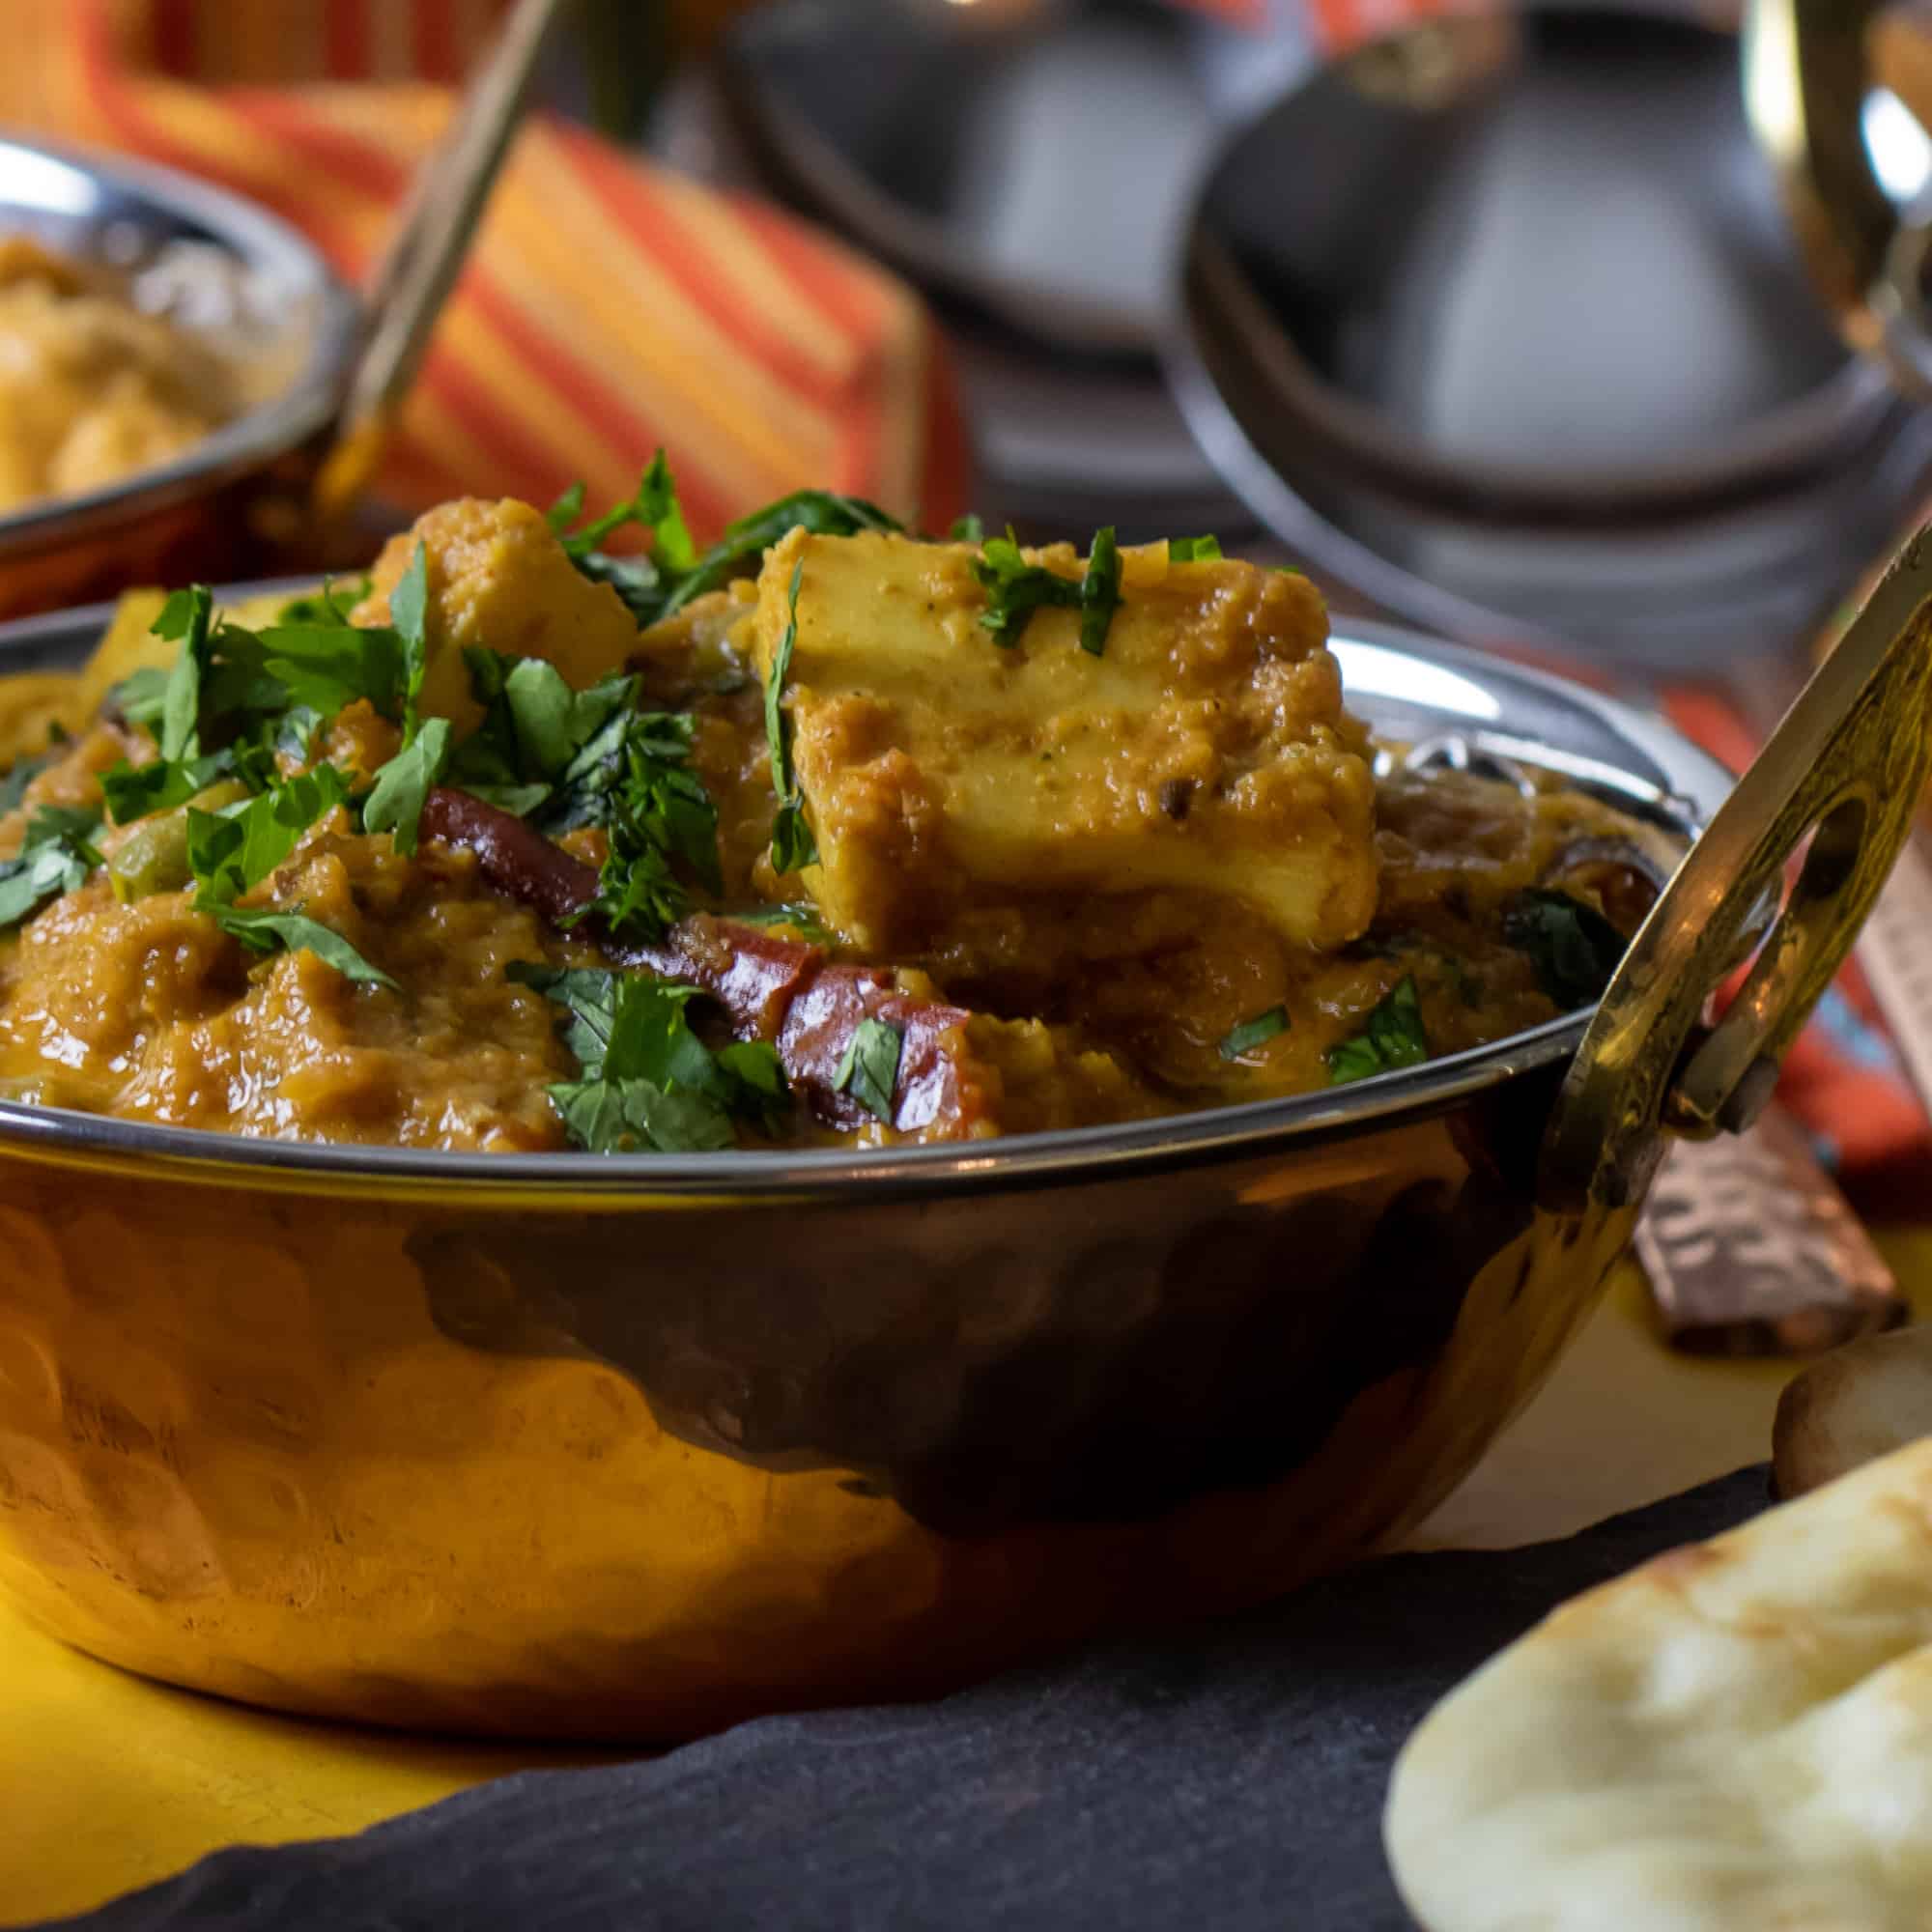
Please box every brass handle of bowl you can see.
[1541,526,1932,1214]
[1744,0,1932,392]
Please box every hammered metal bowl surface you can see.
[0,611,1728,1740]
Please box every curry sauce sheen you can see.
[0,483,1677,1153]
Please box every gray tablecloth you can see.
[49,1466,1770,1932]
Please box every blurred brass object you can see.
[0,603,1923,1740]
[1545,522,1932,1210]
[1746,0,1932,392]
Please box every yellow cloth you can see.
[14,1242,1931,1926]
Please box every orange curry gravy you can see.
[0,497,1677,1153]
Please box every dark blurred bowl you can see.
[0,135,360,616]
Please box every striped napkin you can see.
[2,0,970,539]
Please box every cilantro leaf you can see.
[550,1077,737,1154]
[762,559,817,874]
[511,962,790,1151]
[731,901,838,945]
[1218,1005,1289,1062]
[1326,977,1430,1086]
[155,584,214,761]
[833,1016,901,1122]
[0,806,103,928]
[545,481,585,533]
[204,905,395,989]
[100,749,236,825]
[1503,889,1628,1011]
[971,529,1080,646]
[949,513,986,544]
[1167,535,1222,562]
[362,717,452,858]
[0,724,70,815]
[657,488,904,620]
[186,766,350,906]
[973,527,1126,653]
[551,457,907,628]
[111,667,169,730]
[389,541,431,741]
[1078,525,1122,657]
[275,577,370,625]
[577,713,721,938]
[446,654,641,824]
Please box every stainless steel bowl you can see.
[1166,6,1932,668]
[0,136,360,616]
[0,564,1923,1741]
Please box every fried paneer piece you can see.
[356,497,641,733]
[750,527,1379,955]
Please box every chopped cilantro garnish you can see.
[1078,526,1122,657]
[1326,977,1430,1086]
[276,577,371,625]
[551,454,906,628]
[205,906,395,989]
[833,1015,902,1123]
[155,584,214,762]
[186,766,351,905]
[971,528,1080,646]
[389,541,431,741]
[1503,889,1628,1011]
[509,962,790,1151]
[362,717,452,859]
[0,806,102,928]
[0,724,70,815]
[731,901,838,945]
[763,559,817,874]
[111,666,169,730]
[973,526,1124,654]
[1167,536,1222,562]
[100,749,237,825]
[447,655,639,823]
[664,487,901,620]
[577,712,721,939]
[949,513,986,544]
[1218,1005,1289,1062]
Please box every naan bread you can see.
[1384,1439,1932,1932]
[1775,1326,1932,1499]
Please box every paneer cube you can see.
[751,527,1379,954]
[356,497,642,735]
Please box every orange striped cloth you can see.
[2,0,969,541]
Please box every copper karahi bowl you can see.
[0,136,359,618]
[0,552,1925,1742]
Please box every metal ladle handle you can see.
[311,0,568,525]
[1744,0,1932,393]
[1541,525,1932,1212]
